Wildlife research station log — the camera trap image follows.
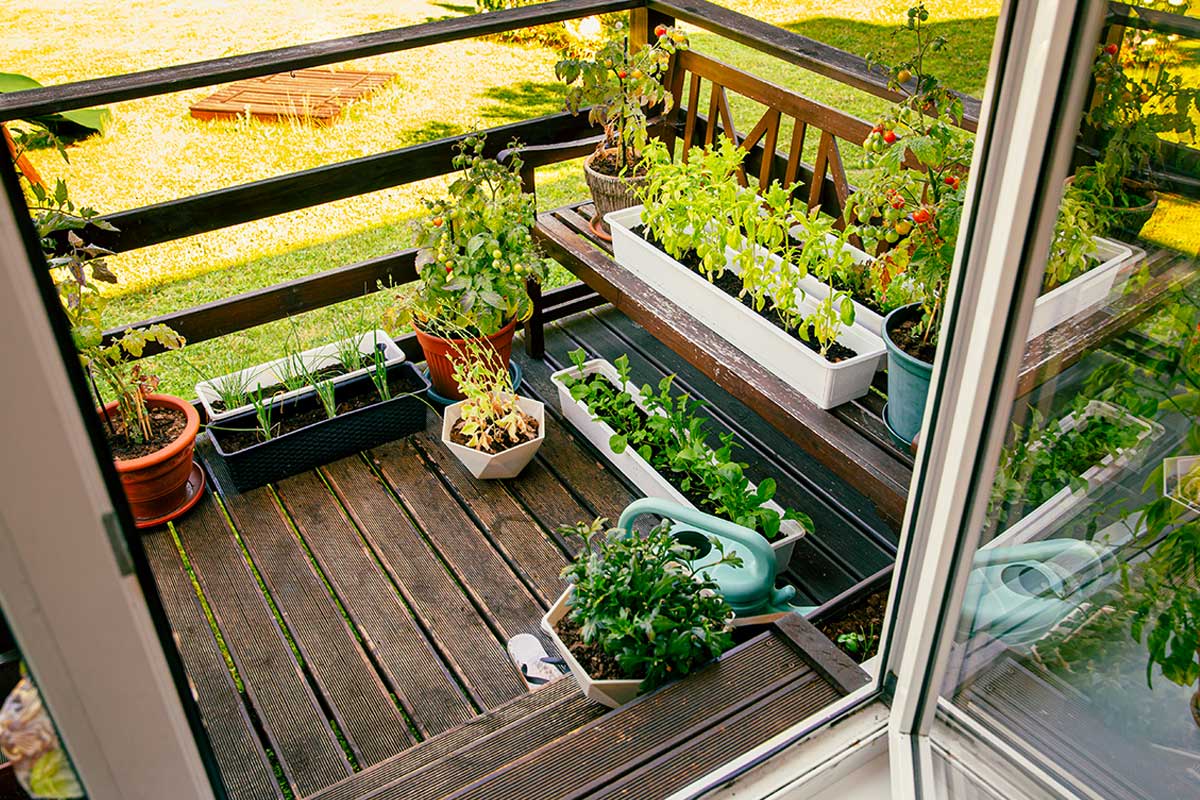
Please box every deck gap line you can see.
[268,481,424,743]
[583,310,900,556]
[168,522,294,799]
[209,489,363,772]
[562,314,895,574]
[321,460,486,717]
[359,451,520,654]
[492,469,579,563]
[311,463,483,722]
[408,436,553,611]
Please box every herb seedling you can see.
[837,625,879,658]
[313,379,338,420]
[247,388,277,442]
[558,516,737,690]
[449,332,538,453]
[368,346,392,402]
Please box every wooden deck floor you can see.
[144,306,890,799]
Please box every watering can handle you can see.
[616,498,776,567]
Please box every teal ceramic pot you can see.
[883,304,934,446]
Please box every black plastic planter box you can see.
[209,361,429,492]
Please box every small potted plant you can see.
[440,331,544,479]
[845,5,973,445]
[1074,37,1199,238]
[393,134,549,399]
[31,177,201,528]
[542,517,736,707]
[555,22,687,238]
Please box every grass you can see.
[7,0,1193,395]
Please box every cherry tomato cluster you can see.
[863,124,898,154]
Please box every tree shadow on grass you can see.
[430,1,476,13]
[779,15,999,97]
[478,80,566,122]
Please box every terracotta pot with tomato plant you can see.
[556,22,687,240]
[390,134,550,400]
[34,176,202,528]
[842,7,972,447]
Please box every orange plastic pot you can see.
[102,394,200,528]
[414,317,517,400]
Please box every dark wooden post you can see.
[629,7,674,52]
[516,156,547,359]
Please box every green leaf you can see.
[609,433,628,453]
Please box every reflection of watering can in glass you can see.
[616,499,813,618]
[959,538,1117,646]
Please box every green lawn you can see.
[9,0,1189,396]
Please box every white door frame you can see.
[0,159,216,800]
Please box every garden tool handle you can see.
[616,498,776,568]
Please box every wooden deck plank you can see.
[587,673,839,800]
[446,634,812,800]
[551,311,897,580]
[307,679,585,800]
[411,428,570,606]
[273,470,476,738]
[537,210,911,528]
[316,680,604,800]
[173,492,352,797]
[370,438,547,639]
[144,530,283,800]
[321,455,529,709]
[211,480,414,767]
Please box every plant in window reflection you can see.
[845,3,974,347]
[1043,182,1108,292]
[1075,31,1200,229]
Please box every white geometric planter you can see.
[607,206,885,409]
[1028,237,1133,340]
[441,395,545,479]
[550,358,805,571]
[542,587,643,708]
[197,329,405,421]
[1163,455,1200,515]
[987,401,1162,549]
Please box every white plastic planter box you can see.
[607,206,885,409]
[542,588,642,708]
[987,401,1161,549]
[782,227,886,337]
[197,330,404,422]
[442,395,545,479]
[550,358,805,571]
[1028,237,1133,340]
[1163,455,1200,515]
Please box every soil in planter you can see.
[590,149,649,179]
[105,407,188,461]
[889,315,939,363]
[818,587,888,663]
[449,411,540,454]
[632,226,858,362]
[215,369,426,454]
[556,614,631,680]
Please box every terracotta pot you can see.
[584,149,648,240]
[413,317,517,400]
[103,394,200,527]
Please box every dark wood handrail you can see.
[1108,1,1200,38]
[0,0,640,121]
[75,111,597,253]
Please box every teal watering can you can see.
[616,498,810,618]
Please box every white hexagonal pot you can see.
[441,395,545,479]
[541,587,643,708]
